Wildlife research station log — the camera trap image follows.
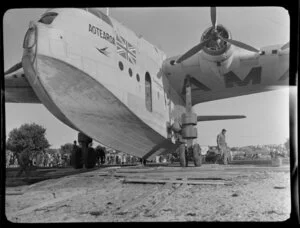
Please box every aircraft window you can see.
[38,12,58,25]
[82,8,113,27]
[119,61,124,71]
[136,74,140,82]
[145,72,152,112]
[128,68,133,77]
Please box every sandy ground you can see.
[5,164,291,222]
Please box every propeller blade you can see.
[211,7,217,30]
[281,42,289,50]
[218,35,260,53]
[176,40,209,63]
[5,62,23,75]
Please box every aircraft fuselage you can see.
[22,8,185,159]
[20,8,289,159]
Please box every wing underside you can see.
[4,70,41,103]
[197,115,246,121]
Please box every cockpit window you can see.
[38,12,58,25]
[81,8,113,27]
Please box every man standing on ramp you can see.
[217,129,229,165]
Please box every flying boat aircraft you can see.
[4,7,289,168]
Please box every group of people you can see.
[71,129,230,168]
[72,141,106,167]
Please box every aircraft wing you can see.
[4,70,41,103]
[163,44,289,105]
[197,115,246,122]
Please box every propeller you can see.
[217,35,260,53]
[4,62,23,75]
[210,7,217,30]
[176,7,260,64]
[176,39,210,64]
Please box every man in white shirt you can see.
[217,129,229,165]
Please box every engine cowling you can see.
[201,24,232,56]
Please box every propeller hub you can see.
[201,24,231,56]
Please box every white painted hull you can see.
[24,53,175,158]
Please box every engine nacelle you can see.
[201,25,231,55]
[200,24,234,63]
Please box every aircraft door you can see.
[145,72,152,112]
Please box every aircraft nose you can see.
[23,21,37,63]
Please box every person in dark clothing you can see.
[73,140,79,151]
[100,147,106,164]
[16,150,31,177]
[85,142,96,168]
[71,140,82,167]
[95,146,106,166]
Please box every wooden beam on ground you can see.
[123,178,226,185]
[5,191,24,196]
[115,171,235,180]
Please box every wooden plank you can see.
[123,178,226,185]
[116,172,235,180]
[115,172,231,181]
[5,191,24,196]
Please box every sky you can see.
[3,7,292,149]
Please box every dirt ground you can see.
[5,164,291,222]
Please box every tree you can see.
[60,143,73,156]
[231,147,238,152]
[6,123,50,164]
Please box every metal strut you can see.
[178,75,201,167]
[182,75,197,145]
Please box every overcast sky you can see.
[4,7,291,149]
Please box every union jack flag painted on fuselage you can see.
[116,34,136,64]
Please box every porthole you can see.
[119,61,124,71]
[128,68,133,77]
[136,74,140,82]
